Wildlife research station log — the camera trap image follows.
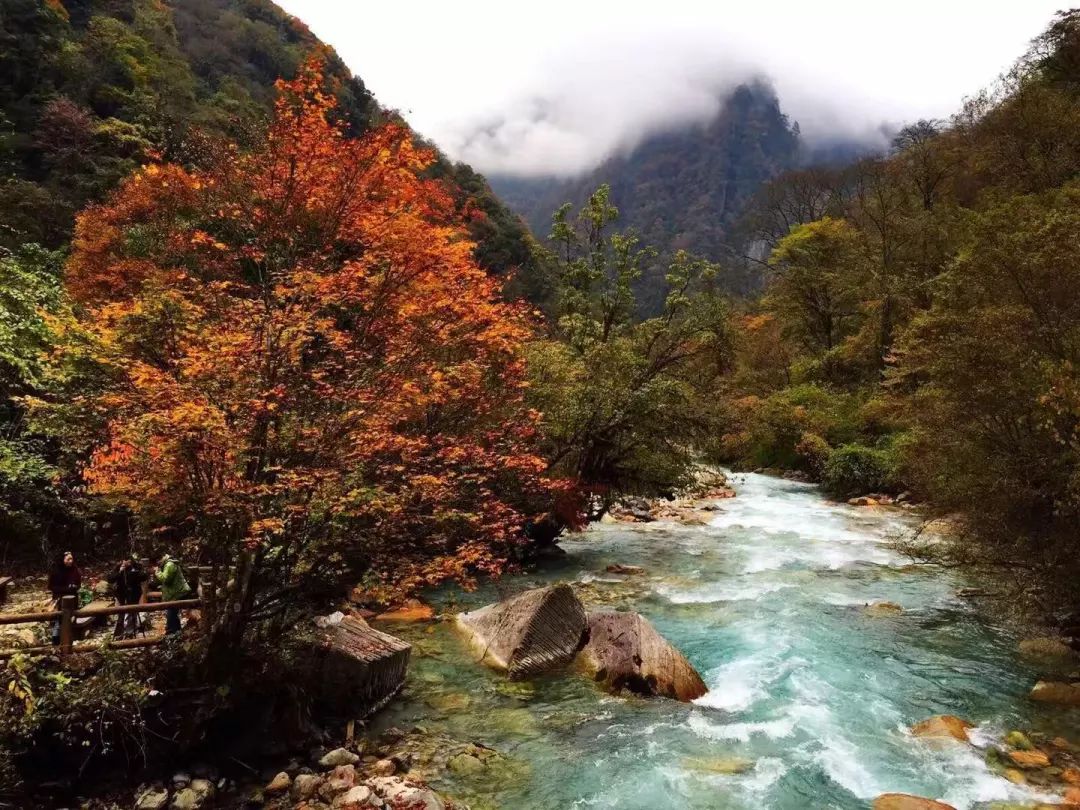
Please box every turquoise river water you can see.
[373,472,1080,809]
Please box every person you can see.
[47,551,81,645]
[106,555,147,639]
[152,553,190,636]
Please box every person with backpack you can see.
[106,554,148,638]
[152,553,190,636]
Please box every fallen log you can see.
[455,583,587,679]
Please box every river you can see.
[372,472,1078,809]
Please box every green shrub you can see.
[741,384,858,470]
[823,443,896,497]
[794,432,831,476]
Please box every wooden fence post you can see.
[204,565,217,630]
[59,595,76,654]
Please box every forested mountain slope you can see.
[491,81,801,310]
[0,0,544,297]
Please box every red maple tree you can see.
[60,59,575,629]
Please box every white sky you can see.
[277,0,1063,177]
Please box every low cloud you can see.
[283,0,1061,178]
[442,35,753,177]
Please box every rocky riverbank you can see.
[603,466,736,526]
[129,739,461,810]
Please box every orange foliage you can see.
[65,59,574,596]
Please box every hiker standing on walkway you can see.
[152,553,190,636]
[106,555,147,639]
[47,551,81,645]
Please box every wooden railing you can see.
[0,596,202,659]
[0,563,226,659]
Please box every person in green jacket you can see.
[153,554,190,635]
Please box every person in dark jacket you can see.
[47,551,81,645]
[106,555,147,638]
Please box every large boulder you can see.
[303,616,411,719]
[455,584,588,679]
[576,610,708,702]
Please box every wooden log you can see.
[0,633,168,659]
[74,598,200,617]
[0,610,60,625]
[306,616,411,719]
[455,583,588,679]
[576,610,708,702]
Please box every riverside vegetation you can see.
[0,1,1079,807]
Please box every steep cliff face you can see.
[490,81,801,310]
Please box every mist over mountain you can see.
[489,80,879,310]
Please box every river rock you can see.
[265,771,290,794]
[1031,680,1080,705]
[448,752,486,776]
[1005,730,1034,750]
[371,758,396,776]
[135,787,169,810]
[321,748,361,768]
[683,756,755,775]
[292,773,323,800]
[576,609,708,701]
[1008,749,1051,769]
[170,779,214,810]
[911,715,973,742]
[335,785,378,809]
[369,777,445,810]
[455,584,588,679]
[1004,767,1026,784]
[865,601,904,617]
[872,794,956,810]
[1019,637,1076,661]
[605,564,646,576]
[849,496,880,506]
